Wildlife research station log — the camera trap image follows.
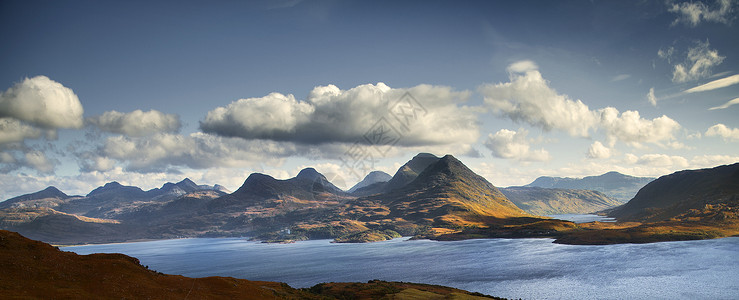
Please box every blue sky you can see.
[1,0,738,199]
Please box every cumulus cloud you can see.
[709,97,739,110]
[0,76,84,129]
[668,0,736,27]
[670,41,725,83]
[685,74,739,93]
[479,65,598,137]
[480,61,682,148]
[484,128,551,162]
[647,87,657,106]
[598,108,681,148]
[200,83,480,147]
[88,109,181,137]
[0,118,42,145]
[24,150,55,173]
[91,132,300,172]
[586,141,611,159]
[705,123,739,141]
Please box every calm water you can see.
[65,235,739,299]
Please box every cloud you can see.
[88,109,181,137]
[598,108,681,148]
[647,88,657,106]
[685,74,739,93]
[671,41,725,83]
[586,141,611,159]
[0,76,84,129]
[631,153,690,168]
[507,60,539,73]
[24,150,55,173]
[705,123,739,141]
[668,0,736,27]
[91,132,300,172]
[0,118,42,145]
[484,128,551,162]
[481,61,682,148]
[479,65,598,137]
[611,74,631,82]
[709,97,739,110]
[201,83,480,147]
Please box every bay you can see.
[65,235,739,299]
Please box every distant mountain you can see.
[0,186,69,209]
[609,163,739,222]
[526,171,655,202]
[500,187,621,215]
[348,171,392,193]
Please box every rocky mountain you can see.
[609,163,739,222]
[526,171,654,202]
[500,187,621,215]
[0,186,70,209]
[374,155,529,225]
[0,230,501,299]
[348,171,392,193]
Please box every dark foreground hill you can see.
[0,230,503,300]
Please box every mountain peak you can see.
[296,168,323,180]
[177,178,196,186]
[384,153,441,191]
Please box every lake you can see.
[65,233,739,299]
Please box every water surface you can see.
[66,236,739,299]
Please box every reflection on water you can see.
[66,235,739,299]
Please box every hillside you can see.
[348,171,392,193]
[500,187,621,215]
[609,163,739,222]
[527,171,654,202]
[0,230,502,299]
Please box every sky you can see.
[1,0,738,200]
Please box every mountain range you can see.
[526,171,655,202]
[1,154,738,245]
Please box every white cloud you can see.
[24,150,55,173]
[611,74,631,82]
[479,65,598,137]
[647,87,657,106]
[705,123,739,141]
[0,118,42,145]
[634,153,689,168]
[668,0,736,27]
[709,97,739,110]
[88,109,181,137]
[201,83,480,147]
[685,74,739,93]
[0,76,84,129]
[481,61,682,148]
[598,108,681,148]
[586,141,611,159]
[507,60,539,73]
[97,132,297,172]
[671,41,725,83]
[484,128,551,162]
